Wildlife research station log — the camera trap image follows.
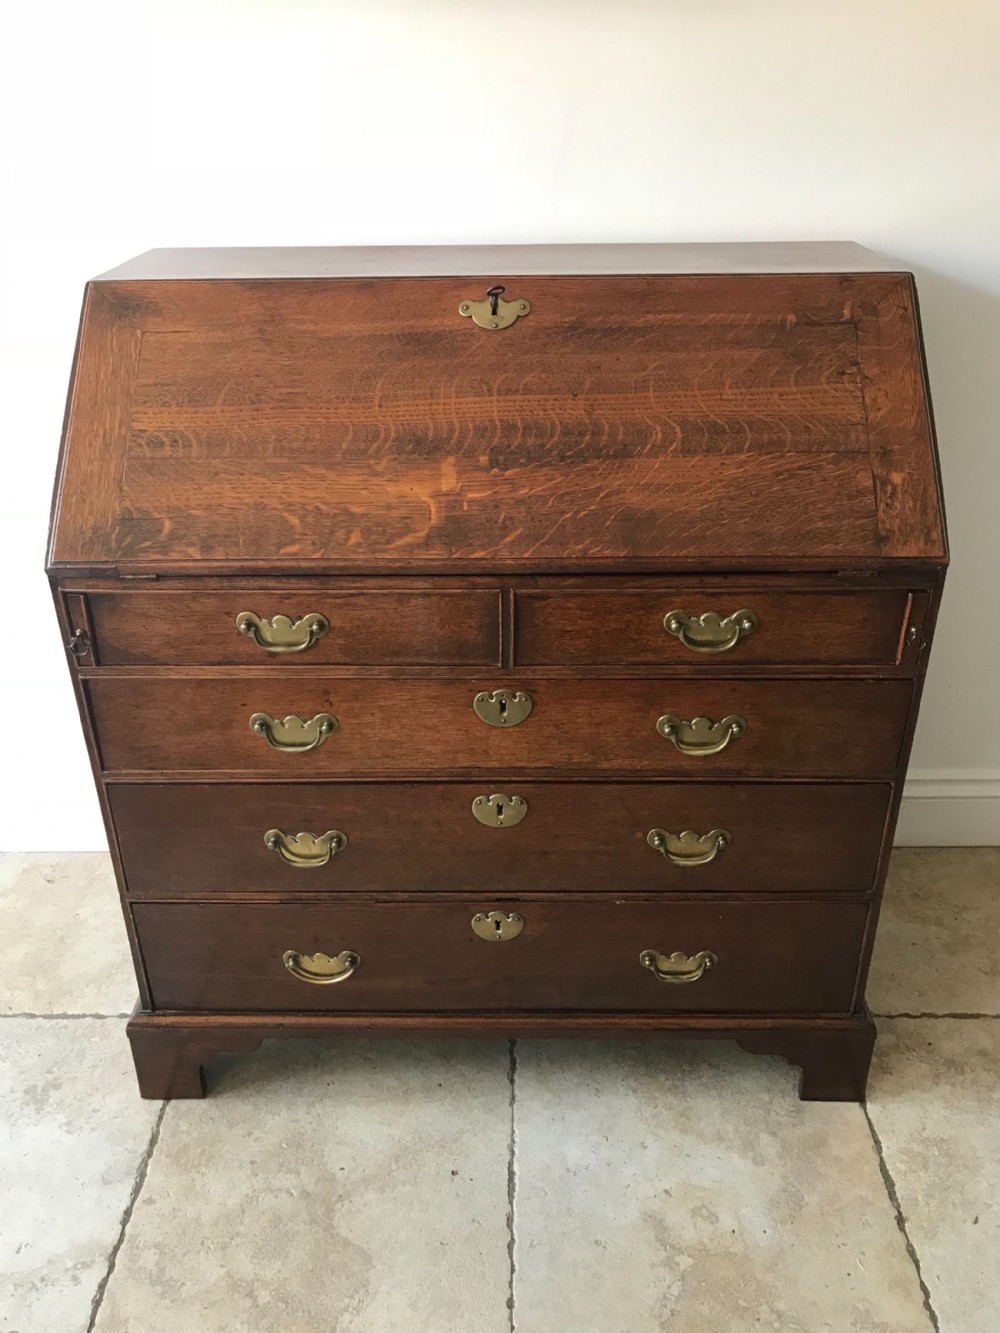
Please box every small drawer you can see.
[133,898,868,1014]
[111,781,891,898]
[90,676,912,778]
[86,588,501,666]
[515,588,911,666]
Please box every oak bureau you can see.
[47,242,947,1100]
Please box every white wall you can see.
[2,0,998,849]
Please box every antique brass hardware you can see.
[471,911,525,942]
[472,794,528,827]
[65,629,90,658]
[249,712,339,752]
[473,689,534,728]
[264,828,347,868]
[459,285,531,331]
[663,609,758,654]
[656,713,746,756]
[236,611,330,653]
[647,828,732,866]
[282,949,360,984]
[639,949,718,984]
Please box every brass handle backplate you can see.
[472,794,528,827]
[236,612,330,653]
[473,689,533,728]
[66,629,91,658]
[265,828,347,868]
[639,949,718,984]
[459,285,531,330]
[250,712,338,752]
[664,609,758,654]
[282,949,360,984]
[471,911,525,942]
[656,713,746,756]
[647,828,731,866]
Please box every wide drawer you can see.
[111,781,891,897]
[86,588,501,666]
[133,898,868,1013]
[515,588,911,666]
[90,676,912,778]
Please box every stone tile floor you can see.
[0,848,997,1332]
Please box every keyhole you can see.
[498,696,507,722]
[495,800,505,824]
[494,918,504,937]
[487,285,505,316]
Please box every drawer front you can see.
[86,589,501,666]
[111,781,891,897]
[133,898,868,1014]
[91,677,912,778]
[516,589,910,666]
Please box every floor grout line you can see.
[863,1104,940,1333]
[873,1011,1000,1020]
[86,1101,167,1333]
[0,1012,132,1020]
[506,1037,518,1333]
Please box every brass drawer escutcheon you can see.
[459,285,530,331]
[282,949,360,984]
[250,712,339,752]
[472,793,528,827]
[656,713,746,756]
[471,910,525,942]
[264,828,347,868]
[236,612,330,653]
[663,609,758,654]
[647,828,732,866]
[639,949,718,984]
[473,689,533,728]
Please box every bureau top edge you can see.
[94,241,909,282]
[45,558,950,581]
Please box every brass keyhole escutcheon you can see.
[472,794,528,827]
[471,911,524,942]
[459,285,531,330]
[473,689,533,728]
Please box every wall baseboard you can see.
[0,774,997,852]
[895,769,1000,846]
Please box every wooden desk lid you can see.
[48,244,946,574]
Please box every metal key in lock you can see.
[471,793,529,827]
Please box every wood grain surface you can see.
[109,780,891,898]
[88,675,913,778]
[515,587,911,666]
[48,271,946,571]
[87,587,501,666]
[132,897,869,1014]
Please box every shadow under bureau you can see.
[47,242,947,1100]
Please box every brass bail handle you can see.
[647,828,732,867]
[664,609,758,655]
[282,949,360,985]
[639,949,718,984]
